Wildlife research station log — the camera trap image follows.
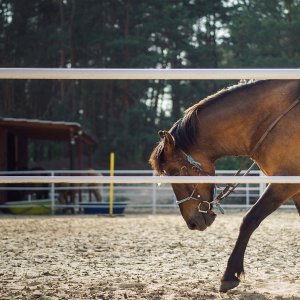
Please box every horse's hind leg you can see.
[291,193,300,215]
[220,183,300,292]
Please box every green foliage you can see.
[225,0,300,67]
[1,0,300,169]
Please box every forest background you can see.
[1,0,300,169]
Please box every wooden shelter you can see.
[0,118,97,203]
[0,118,97,172]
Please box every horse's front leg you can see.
[220,183,299,292]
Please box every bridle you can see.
[166,97,300,215]
[175,152,216,212]
[167,151,224,214]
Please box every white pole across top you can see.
[1,175,300,184]
[1,68,300,80]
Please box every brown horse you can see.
[149,80,300,292]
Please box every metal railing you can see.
[2,169,293,215]
[0,69,298,214]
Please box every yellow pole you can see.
[109,152,115,216]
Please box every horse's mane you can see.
[149,80,268,174]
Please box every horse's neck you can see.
[194,81,299,161]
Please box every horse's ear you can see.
[158,130,175,156]
[158,130,165,139]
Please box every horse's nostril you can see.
[188,222,196,230]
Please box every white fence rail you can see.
[2,175,300,184]
[0,170,295,215]
[1,68,300,80]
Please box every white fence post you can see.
[246,183,250,209]
[50,171,55,214]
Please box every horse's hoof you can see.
[219,280,240,293]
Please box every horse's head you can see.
[149,130,216,231]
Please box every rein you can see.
[175,97,300,214]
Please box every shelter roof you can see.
[0,118,96,145]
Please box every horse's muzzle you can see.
[186,211,216,231]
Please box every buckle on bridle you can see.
[198,201,211,213]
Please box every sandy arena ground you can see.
[0,211,299,300]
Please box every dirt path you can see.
[0,211,299,299]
